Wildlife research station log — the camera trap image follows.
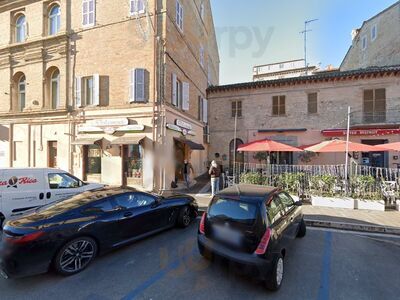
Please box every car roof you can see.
[217,184,278,202]
[1,168,64,172]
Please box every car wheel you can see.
[265,254,284,291]
[177,206,192,228]
[54,237,98,276]
[297,219,307,238]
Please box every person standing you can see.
[183,159,194,189]
[209,160,221,197]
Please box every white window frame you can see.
[130,0,145,15]
[51,70,60,109]
[176,0,184,32]
[371,24,377,41]
[362,35,367,50]
[16,15,26,43]
[49,5,61,35]
[82,0,96,27]
[199,45,205,68]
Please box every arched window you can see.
[51,69,60,109]
[229,139,244,169]
[49,5,61,35]
[18,76,26,111]
[16,15,26,43]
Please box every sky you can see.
[210,0,398,84]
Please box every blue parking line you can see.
[317,231,332,300]
[121,249,196,300]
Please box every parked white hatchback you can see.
[0,168,103,225]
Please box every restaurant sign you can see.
[78,119,145,134]
[322,128,400,137]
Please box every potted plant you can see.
[351,176,385,211]
[310,175,354,209]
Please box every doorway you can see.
[48,141,58,168]
[174,139,187,182]
[361,139,388,168]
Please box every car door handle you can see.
[39,193,44,200]
[46,192,51,199]
[123,212,133,218]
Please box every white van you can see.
[0,168,103,224]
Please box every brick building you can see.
[207,66,400,170]
[0,0,219,191]
[341,1,400,70]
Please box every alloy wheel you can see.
[182,208,191,226]
[59,239,95,273]
[276,257,284,286]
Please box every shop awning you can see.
[111,135,146,145]
[174,138,205,150]
[71,138,103,145]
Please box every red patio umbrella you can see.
[237,139,302,152]
[302,139,386,153]
[374,142,400,151]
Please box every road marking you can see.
[121,249,196,300]
[308,226,400,240]
[317,231,332,300]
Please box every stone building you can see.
[0,0,219,191]
[207,66,400,170]
[253,59,317,81]
[341,1,400,71]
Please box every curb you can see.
[304,219,400,236]
[198,207,400,236]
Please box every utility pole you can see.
[300,19,318,75]
[344,106,351,194]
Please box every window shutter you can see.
[182,82,189,110]
[203,98,208,123]
[135,68,146,102]
[82,1,88,25]
[129,69,135,103]
[75,77,82,107]
[280,96,286,115]
[172,73,177,106]
[93,74,100,106]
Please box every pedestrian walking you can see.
[183,159,194,189]
[209,160,221,197]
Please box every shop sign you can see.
[116,125,145,132]
[175,119,193,130]
[166,123,195,136]
[322,128,400,137]
[87,118,129,127]
[78,126,103,133]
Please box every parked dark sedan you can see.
[0,187,198,279]
[198,184,305,291]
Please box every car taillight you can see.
[199,212,206,234]
[5,231,45,245]
[254,228,272,255]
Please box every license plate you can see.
[213,224,242,246]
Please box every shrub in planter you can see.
[310,175,338,197]
[240,172,264,185]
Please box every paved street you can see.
[0,219,399,300]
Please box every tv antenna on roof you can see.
[300,18,318,75]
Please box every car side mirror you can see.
[294,201,303,207]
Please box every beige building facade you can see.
[207,66,400,170]
[0,0,219,191]
[341,1,400,71]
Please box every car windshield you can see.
[208,198,258,225]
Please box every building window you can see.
[198,96,203,121]
[123,144,143,180]
[272,95,285,116]
[363,89,386,123]
[130,0,145,15]
[16,15,26,43]
[48,141,58,168]
[82,0,95,27]
[307,93,318,114]
[231,101,242,118]
[362,35,367,50]
[51,69,60,109]
[176,0,184,31]
[49,5,61,35]
[130,68,148,103]
[84,77,94,105]
[200,45,205,67]
[371,24,377,41]
[18,75,26,111]
[200,2,205,20]
[86,145,102,175]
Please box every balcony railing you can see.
[350,110,400,126]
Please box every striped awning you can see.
[110,135,146,145]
